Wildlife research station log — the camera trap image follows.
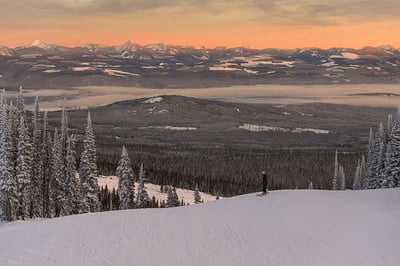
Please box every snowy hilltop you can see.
[0,188,399,266]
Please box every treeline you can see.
[0,87,205,222]
[106,148,199,211]
[358,112,399,189]
[96,146,362,197]
[332,111,400,191]
[0,88,99,221]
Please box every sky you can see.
[1,0,399,49]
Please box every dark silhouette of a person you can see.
[262,171,267,193]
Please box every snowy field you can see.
[0,188,399,266]
[97,176,217,204]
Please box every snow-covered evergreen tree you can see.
[50,128,65,217]
[16,116,32,219]
[30,96,42,218]
[384,111,400,188]
[41,111,53,217]
[64,134,81,215]
[352,160,362,190]
[332,150,339,190]
[366,123,385,189]
[386,114,393,143]
[16,87,24,123]
[339,165,346,190]
[194,183,202,203]
[136,163,149,208]
[0,92,15,220]
[166,186,174,208]
[79,111,100,213]
[116,145,135,209]
[172,187,180,207]
[365,127,374,188]
[3,101,18,220]
[0,91,7,219]
[359,155,366,189]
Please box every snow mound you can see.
[0,189,399,266]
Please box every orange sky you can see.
[1,1,399,49]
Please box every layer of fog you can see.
[11,84,400,110]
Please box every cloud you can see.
[0,0,399,26]
[250,0,400,25]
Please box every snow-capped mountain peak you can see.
[115,40,137,52]
[145,43,170,53]
[28,40,57,50]
[0,45,12,56]
[80,43,105,52]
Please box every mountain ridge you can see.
[1,40,399,88]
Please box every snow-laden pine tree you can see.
[0,92,15,220]
[41,111,53,217]
[172,187,180,207]
[3,101,18,220]
[365,127,374,188]
[308,182,313,190]
[194,183,202,203]
[366,123,385,189]
[0,91,7,218]
[383,111,400,188]
[359,155,366,189]
[332,150,339,190]
[16,87,24,123]
[386,114,393,143]
[166,186,174,208]
[50,128,65,217]
[30,96,42,218]
[339,165,346,190]
[64,134,81,215]
[116,145,135,209]
[79,111,100,213]
[352,160,362,190]
[59,108,68,182]
[16,115,33,219]
[136,163,149,208]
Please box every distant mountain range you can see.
[1,40,399,88]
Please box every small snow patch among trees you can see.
[143,97,163,104]
[240,124,329,134]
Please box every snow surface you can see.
[72,67,96,72]
[43,69,62,73]
[0,189,399,266]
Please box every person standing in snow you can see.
[262,171,268,194]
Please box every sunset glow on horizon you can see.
[1,0,399,49]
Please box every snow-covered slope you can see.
[0,189,399,266]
